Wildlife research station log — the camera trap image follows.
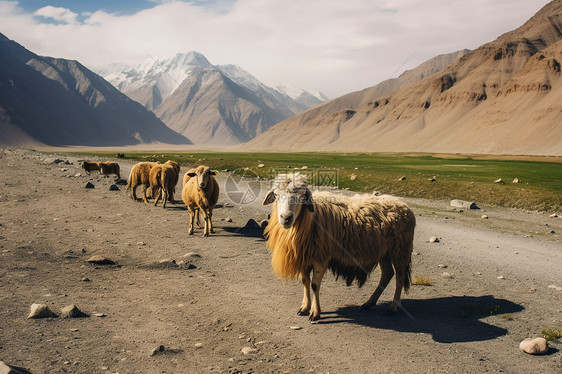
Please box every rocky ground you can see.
[0,148,560,374]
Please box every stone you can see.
[350,174,357,181]
[450,200,479,209]
[550,213,558,218]
[226,217,233,222]
[289,326,302,330]
[512,178,521,183]
[0,361,32,374]
[245,219,260,229]
[194,343,203,349]
[74,173,82,177]
[429,236,440,243]
[438,264,448,268]
[497,276,505,280]
[397,176,406,181]
[241,347,258,355]
[257,163,265,168]
[84,182,95,189]
[86,256,116,265]
[150,345,165,356]
[481,215,489,219]
[428,176,436,182]
[60,305,89,318]
[494,178,505,184]
[441,272,453,279]
[109,184,119,191]
[28,303,58,319]
[519,337,548,355]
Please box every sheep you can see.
[127,161,160,202]
[149,160,181,208]
[82,161,120,179]
[262,173,416,322]
[82,161,101,174]
[182,165,219,237]
[98,161,121,179]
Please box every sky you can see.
[0,0,552,98]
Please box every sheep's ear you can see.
[187,172,197,177]
[210,170,218,176]
[304,189,314,212]
[262,190,276,205]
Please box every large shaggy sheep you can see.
[262,173,416,322]
[98,161,121,179]
[127,161,160,202]
[182,165,219,237]
[149,160,181,208]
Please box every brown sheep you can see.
[127,161,160,202]
[149,160,181,208]
[81,161,101,174]
[98,161,121,179]
[182,165,219,237]
[262,173,416,322]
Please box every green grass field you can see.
[75,151,562,212]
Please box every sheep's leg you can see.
[361,254,394,310]
[142,185,149,203]
[131,185,137,200]
[162,189,167,209]
[298,271,311,316]
[389,263,406,314]
[208,210,215,233]
[188,209,195,235]
[195,210,202,228]
[154,188,161,207]
[203,210,210,237]
[309,264,326,322]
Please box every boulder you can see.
[60,305,89,318]
[450,200,479,209]
[519,337,548,355]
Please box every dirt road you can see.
[0,149,560,373]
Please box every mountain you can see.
[246,0,562,156]
[0,33,191,147]
[100,53,327,145]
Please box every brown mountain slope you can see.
[246,1,562,155]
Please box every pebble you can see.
[441,272,453,279]
[350,174,357,181]
[289,326,302,330]
[150,345,165,356]
[28,303,58,319]
[397,176,406,181]
[497,276,505,280]
[226,217,233,222]
[86,256,116,265]
[194,343,204,349]
[241,347,258,355]
[550,213,558,218]
[519,337,548,355]
[494,178,505,184]
[438,264,448,268]
[60,304,89,318]
[257,164,265,168]
[429,236,439,243]
[481,215,488,219]
[92,313,106,317]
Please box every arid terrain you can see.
[0,148,561,374]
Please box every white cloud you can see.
[0,0,552,97]
[34,5,79,25]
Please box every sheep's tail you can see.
[403,262,412,293]
[126,173,132,190]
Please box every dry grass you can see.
[412,275,432,286]
[541,328,562,342]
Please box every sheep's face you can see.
[263,173,313,229]
[187,166,217,190]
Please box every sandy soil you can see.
[0,148,560,374]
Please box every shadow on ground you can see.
[317,295,524,343]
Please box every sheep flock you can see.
[83,158,416,322]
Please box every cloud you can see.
[0,0,552,97]
[34,5,80,25]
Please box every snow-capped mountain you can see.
[99,52,327,145]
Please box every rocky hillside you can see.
[246,0,562,156]
[0,33,191,147]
